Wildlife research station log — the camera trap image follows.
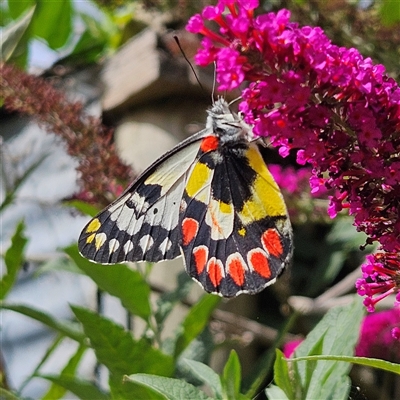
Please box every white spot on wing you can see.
[139,234,154,252]
[109,238,120,253]
[94,233,107,250]
[159,237,172,253]
[123,240,134,254]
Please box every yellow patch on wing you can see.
[86,218,101,233]
[86,233,96,244]
[238,227,246,237]
[185,162,213,201]
[239,144,287,224]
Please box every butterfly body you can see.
[79,99,293,297]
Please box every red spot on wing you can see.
[182,217,199,246]
[248,249,271,279]
[227,253,246,286]
[193,245,208,274]
[261,229,283,257]
[207,257,223,287]
[200,136,219,152]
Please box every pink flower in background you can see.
[284,308,400,361]
[187,0,400,309]
[269,165,310,196]
[355,308,400,362]
[283,339,302,358]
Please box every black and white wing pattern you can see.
[79,98,293,297]
[78,131,206,264]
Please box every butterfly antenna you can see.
[212,61,217,104]
[173,35,204,92]
[228,96,242,106]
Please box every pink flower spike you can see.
[186,14,204,33]
[188,2,400,296]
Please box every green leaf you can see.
[380,0,400,26]
[125,374,213,400]
[0,5,35,63]
[183,358,222,399]
[72,306,173,400]
[40,375,109,400]
[0,388,21,400]
[63,12,109,65]
[72,306,174,377]
[65,245,151,321]
[64,199,99,217]
[8,0,35,19]
[32,0,72,49]
[264,384,289,400]
[1,220,27,300]
[292,297,365,400]
[290,355,400,375]
[174,294,221,358]
[41,344,87,400]
[109,374,164,400]
[272,350,294,400]
[222,350,242,400]
[0,303,85,343]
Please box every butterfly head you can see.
[207,98,252,145]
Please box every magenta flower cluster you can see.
[355,307,400,362]
[187,0,400,312]
[269,164,328,198]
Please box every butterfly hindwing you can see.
[78,98,293,297]
[78,132,207,264]
[180,140,293,297]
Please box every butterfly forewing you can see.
[78,98,293,297]
[78,136,205,264]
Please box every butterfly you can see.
[78,98,293,297]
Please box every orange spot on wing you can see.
[207,257,223,287]
[261,229,283,257]
[227,253,246,286]
[193,246,208,274]
[200,136,219,152]
[182,217,199,246]
[248,249,271,279]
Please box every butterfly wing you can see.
[78,130,208,264]
[180,141,293,297]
